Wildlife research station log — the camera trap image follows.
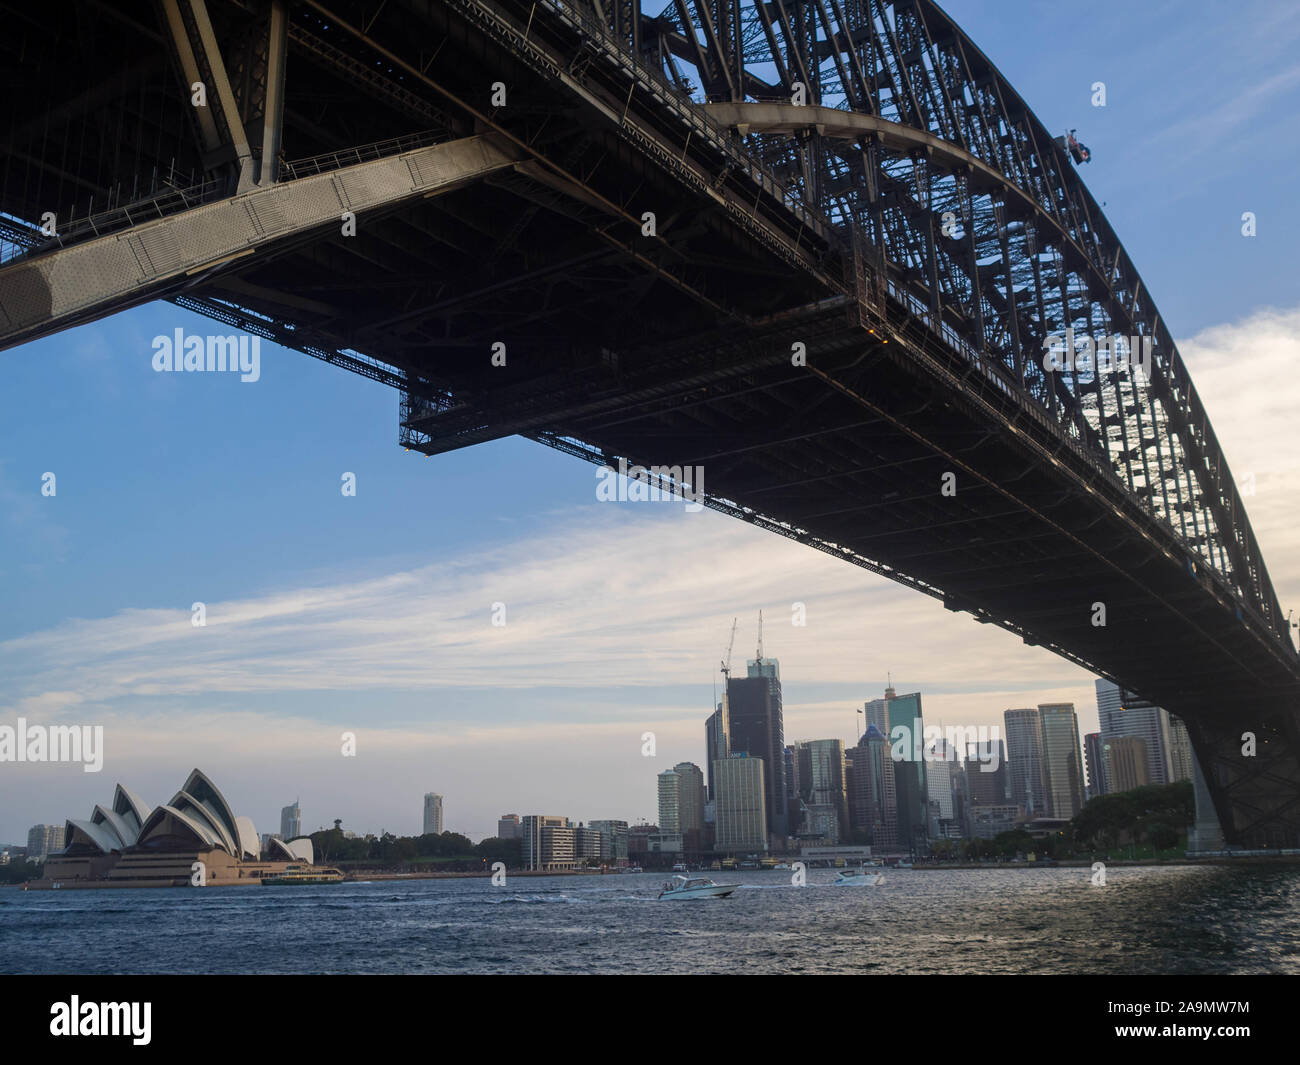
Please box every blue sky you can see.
[2,0,1298,843]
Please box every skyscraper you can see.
[1083,732,1106,799]
[872,687,928,854]
[497,814,521,839]
[673,762,706,847]
[713,754,767,852]
[1106,736,1150,792]
[657,769,681,833]
[280,800,301,840]
[1038,703,1085,819]
[965,740,1007,806]
[925,738,957,821]
[1004,708,1047,817]
[1096,678,1174,787]
[797,739,849,842]
[422,793,444,836]
[848,724,897,850]
[725,657,787,840]
[705,700,729,800]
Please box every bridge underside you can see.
[2,0,1298,845]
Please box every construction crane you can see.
[720,617,738,680]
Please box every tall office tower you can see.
[925,739,956,820]
[497,814,522,839]
[589,820,630,860]
[726,659,787,840]
[1004,708,1048,817]
[522,814,572,869]
[965,740,1007,806]
[280,800,301,840]
[784,744,801,833]
[870,688,928,853]
[1096,678,1173,787]
[713,754,768,852]
[800,739,849,841]
[1166,715,1195,783]
[26,824,65,861]
[705,700,729,800]
[657,770,681,833]
[1038,704,1085,818]
[422,793,444,835]
[1105,736,1150,792]
[858,724,898,850]
[862,685,893,735]
[1083,733,1107,799]
[673,762,706,846]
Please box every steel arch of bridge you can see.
[605,0,1282,647]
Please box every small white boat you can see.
[622,865,644,874]
[671,862,689,872]
[657,875,738,900]
[772,862,792,870]
[834,867,885,886]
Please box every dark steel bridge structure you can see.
[2,0,1297,845]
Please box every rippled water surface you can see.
[3,865,1299,974]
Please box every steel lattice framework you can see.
[1,0,1297,845]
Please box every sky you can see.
[2,0,1298,844]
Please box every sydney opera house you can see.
[31,768,327,889]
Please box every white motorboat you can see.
[834,867,885,886]
[657,875,739,900]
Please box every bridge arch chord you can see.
[602,0,1285,645]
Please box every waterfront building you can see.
[726,657,787,840]
[496,814,521,839]
[589,820,629,861]
[1038,703,1085,819]
[35,770,326,889]
[573,824,604,861]
[673,762,706,849]
[521,815,577,870]
[714,754,768,852]
[657,769,681,833]
[1004,708,1048,817]
[422,793,444,836]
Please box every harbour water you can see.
[4,864,1298,975]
